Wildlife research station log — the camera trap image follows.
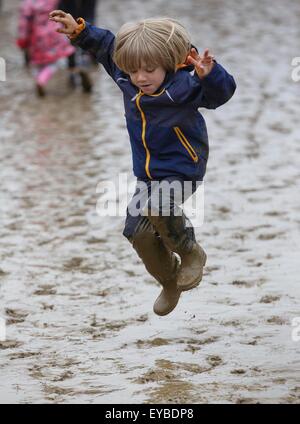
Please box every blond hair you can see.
[113,18,191,74]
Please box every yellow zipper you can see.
[136,92,152,179]
[173,127,199,163]
[148,88,165,97]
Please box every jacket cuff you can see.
[68,17,86,40]
[195,61,220,84]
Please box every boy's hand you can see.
[49,10,79,36]
[187,48,215,79]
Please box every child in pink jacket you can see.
[17,0,75,96]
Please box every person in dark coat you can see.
[58,0,99,91]
[59,0,97,24]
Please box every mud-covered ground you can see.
[0,0,299,404]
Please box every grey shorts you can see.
[123,176,202,241]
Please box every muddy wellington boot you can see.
[146,213,207,292]
[131,219,181,316]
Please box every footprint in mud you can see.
[43,385,74,397]
[0,268,8,276]
[217,206,231,214]
[81,317,132,339]
[6,222,23,231]
[283,393,300,403]
[247,196,272,204]
[231,368,247,375]
[231,232,247,241]
[0,340,23,350]
[9,352,41,360]
[205,265,221,273]
[134,359,218,403]
[136,338,170,348]
[124,269,139,277]
[199,336,220,345]
[272,378,287,384]
[259,295,281,304]
[63,257,84,270]
[21,197,35,209]
[184,336,219,353]
[215,297,240,306]
[136,314,148,322]
[41,303,55,311]
[257,232,285,240]
[235,397,259,404]
[135,368,173,385]
[60,219,87,229]
[268,123,291,134]
[43,384,115,401]
[206,355,223,368]
[257,278,268,287]
[227,158,238,166]
[135,359,211,386]
[86,237,107,244]
[246,258,263,267]
[62,257,96,274]
[245,224,273,233]
[235,248,250,253]
[29,357,80,381]
[264,211,287,217]
[266,316,288,325]
[232,280,255,288]
[265,253,275,260]
[241,339,259,346]
[290,386,300,397]
[51,371,74,382]
[221,320,241,327]
[143,380,199,404]
[89,289,110,298]
[250,367,262,374]
[238,187,261,194]
[5,308,29,325]
[33,285,57,296]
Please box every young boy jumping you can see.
[49,10,236,316]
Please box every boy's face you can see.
[128,63,166,95]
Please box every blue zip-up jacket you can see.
[73,23,236,180]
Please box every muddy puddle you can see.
[0,0,300,403]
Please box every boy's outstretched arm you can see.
[171,47,236,109]
[187,48,216,80]
[49,10,117,79]
[187,48,236,109]
[49,10,79,36]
